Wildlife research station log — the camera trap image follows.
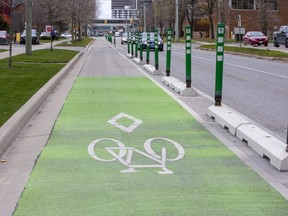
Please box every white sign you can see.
[234,27,245,35]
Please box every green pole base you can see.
[166,70,170,76]
[214,96,222,106]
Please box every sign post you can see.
[214,23,225,106]
[185,26,192,88]
[146,32,150,64]
[238,15,242,47]
[154,30,159,70]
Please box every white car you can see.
[60,32,72,39]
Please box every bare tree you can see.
[184,0,199,32]
[203,0,217,39]
[255,0,277,35]
[154,0,175,34]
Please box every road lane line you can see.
[174,51,288,79]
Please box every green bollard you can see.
[185,26,192,88]
[135,32,138,58]
[140,32,143,61]
[214,23,225,106]
[166,28,172,76]
[146,32,150,64]
[131,32,134,57]
[154,30,159,70]
[127,32,130,55]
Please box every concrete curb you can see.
[0,48,85,157]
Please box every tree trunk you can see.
[209,16,215,39]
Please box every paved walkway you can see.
[1,38,288,216]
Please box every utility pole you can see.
[218,0,225,24]
[143,3,147,32]
[25,0,32,55]
[132,0,135,32]
[175,0,179,42]
[153,0,157,30]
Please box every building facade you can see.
[112,0,133,9]
[226,0,288,38]
[111,0,138,19]
[0,0,24,31]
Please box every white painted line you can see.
[173,52,288,80]
[107,113,143,133]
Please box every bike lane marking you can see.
[13,77,288,216]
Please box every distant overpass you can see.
[92,19,140,31]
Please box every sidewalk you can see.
[1,38,288,215]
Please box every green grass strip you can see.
[58,37,94,47]
[14,77,288,216]
[0,49,78,126]
[10,49,78,63]
[200,44,288,58]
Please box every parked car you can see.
[141,32,164,51]
[60,32,72,39]
[243,31,268,46]
[20,29,40,45]
[273,25,288,48]
[98,32,104,37]
[121,32,128,44]
[40,32,51,39]
[0,30,9,45]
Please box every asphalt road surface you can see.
[116,39,288,141]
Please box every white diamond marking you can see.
[107,113,143,133]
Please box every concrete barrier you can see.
[143,64,162,75]
[207,105,250,135]
[237,124,288,171]
[207,105,288,171]
[132,58,144,65]
[162,76,197,97]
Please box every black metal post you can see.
[286,127,288,152]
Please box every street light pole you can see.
[25,0,32,55]
[175,0,179,42]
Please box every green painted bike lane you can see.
[14,76,288,215]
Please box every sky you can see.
[96,0,112,19]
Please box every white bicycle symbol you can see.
[88,137,185,175]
